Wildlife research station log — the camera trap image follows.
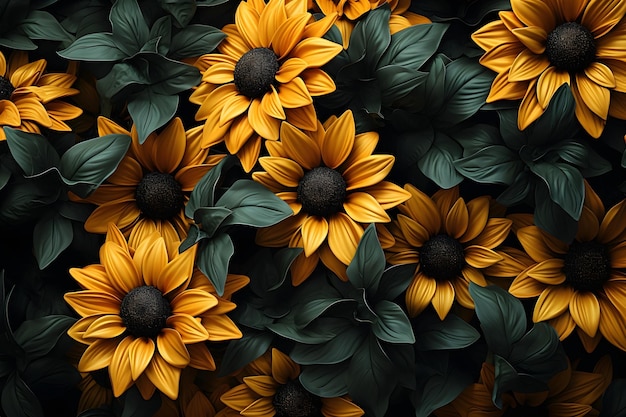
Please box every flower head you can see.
[509,183,626,352]
[64,224,246,400]
[190,0,342,172]
[0,51,82,140]
[386,185,512,319]
[75,117,224,241]
[472,0,626,137]
[253,110,411,284]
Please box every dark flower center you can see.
[0,76,14,100]
[120,286,172,339]
[545,22,596,73]
[135,172,184,220]
[89,368,112,389]
[563,241,611,292]
[273,380,323,417]
[505,404,550,417]
[297,167,347,217]
[234,48,280,99]
[420,234,465,281]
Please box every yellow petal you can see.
[280,121,320,169]
[343,155,394,191]
[220,93,252,127]
[576,73,610,119]
[363,181,411,210]
[511,26,547,55]
[444,198,469,239]
[275,57,308,84]
[259,156,303,187]
[188,342,216,371]
[321,397,364,417]
[464,245,503,269]
[581,0,626,38]
[526,258,566,284]
[509,271,546,298]
[320,110,355,169]
[284,103,317,131]
[277,76,313,108]
[301,215,329,256]
[78,338,118,372]
[243,376,278,397]
[10,59,45,88]
[84,314,126,339]
[598,200,626,244]
[261,86,286,120]
[221,384,258,411]
[300,68,336,96]
[516,226,555,262]
[70,264,116,293]
[128,337,156,380]
[157,328,190,368]
[518,80,546,130]
[166,314,209,343]
[327,212,362,265]
[508,49,550,82]
[248,98,281,140]
[343,192,390,223]
[405,272,436,317]
[109,336,135,397]
[585,62,616,89]
[569,291,600,337]
[536,67,570,108]
[291,37,342,67]
[171,289,218,316]
[241,397,275,417]
[156,246,196,295]
[459,196,490,243]
[64,290,121,317]
[202,314,243,340]
[598,296,626,351]
[271,13,309,59]
[0,100,21,126]
[572,78,605,138]
[202,62,235,84]
[235,1,262,48]
[145,352,182,400]
[400,184,441,236]
[533,286,573,322]
[575,206,600,242]
[258,0,287,46]
[100,242,142,294]
[271,348,300,384]
[84,200,140,234]
[14,96,52,127]
[432,280,455,320]
[510,0,555,30]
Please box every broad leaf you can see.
[299,361,350,398]
[455,145,524,185]
[346,5,391,69]
[219,330,274,376]
[196,232,234,296]
[417,132,463,189]
[372,300,414,344]
[21,10,74,43]
[531,161,585,221]
[600,379,626,417]
[380,23,448,69]
[290,326,365,365]
[415,312,480,350]
[127,89,178,143]
[346,223,385,293]
[193,206,232,237]
[169,24,226,59]
[57,33,127,61]
[185,156,235,217]
[1,373,44,417]
[5,128,60,176]
[159,0,196,27]
[33,212,73,269]
[110,0,150,56]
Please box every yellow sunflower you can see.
[190,0,342,172]
[385,185,513,320]
[472,0,626,138]
[217,348,364,417]
[64,224,246,400]
[508,184,626,352]
[0,50,82,140]
[315,0,431,47]
[252,110,411,284]
[435,357,612,417]
[73,116,224,241]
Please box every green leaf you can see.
[121,386,162,417]
[149,16,172,55]
[169,24,226,59]
[267,247,303,291]
[508,323,567,381]
[96,62,149,101]
[379,23,448,69]
[178,224,209,253]
[454,124,502,156]
[497,171,532,206]
[5,128,60,176]
[110,0,150,56]
[346,5,391,69]
[196,232,234,296]
[372,300,414,344]
[290,326,365,365]
[413,366,474,417]
[193,206,232,237]
[216,180,293,228]
[469,283,526,357]
[533,182,578,243]
[127,89,178,144]
[530,161,585,221]
[159,0,196,27]
[348,335,395,417]
[527,85,577,145]
[346,223,385,293]
[21,10,74,43]
[0,31,37,50]
[13,315,75,358]
[600,379,626,417]
[186,156,235,217]
[294,298,356,327]
[0,177,60,225]
[219,330,274,376]
[417,132,463,189]
[1,373,44,417]
[132,52,201,96]
[33,212,73,269]
[414,312,480,350]
[57,33,127,61]
[376,264,415,301]
[21,357,80,389]
[492,354,547,408]
[377,65,425,104]
[299,361,350,398]
[455,145,524,185]
[59,134,131,198]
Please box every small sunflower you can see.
[472,0,626,138]
[509,184,626,352]
[64,224,245,400]
[74,117,224,241]
[190,0,342,172]
[0,50,82,140]
[218,348,364,417]
[314,0,430,47]
[252,110,411,284]
[386,185,513,319]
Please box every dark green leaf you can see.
[131,53,201,96]
[186,156,235,217]
[1,373,44,417]
[0,32,37,50]
[379,23,448,69]
[169,25,226,59]
[121,386,161,417]
[0,177,60,225]
[376,264,415,301]
[57,33,127,61]
[21,10,74,43]
[533,182,578,243]
[469,283,526,357]
[492,354,547,408]
[453,124,502,156]
[530,161,585,221]
[372,300,414,344]
[220,330,274,376]
[508,323,567,381]
[21,357,80,388]
[216,180,293,228]
[600,379,626,417]
[33,212,73,269]
[455,145,524,185]
[193,206,232,237]
[196,233,234,296]
[290,327,365,365]
[299,361,350,398]
[346,5,391,69]
[110,0,150,56]
[267,247,303,291]
[59,134,131,197]
[415,312,479,350]
[294,298,356,327]
[377,65,425,104]
[149,16,172,55]
[127,89,178,144]
[178,224,209,253]
[159,0,196,27]
[527,85,577,145]
[497,171,532,206]
[417,132,463,189]
[413,366,474,417]
[346,223,385,293]
[5,128,60,176]
[13,315,75,358]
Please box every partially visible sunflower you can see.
[73,117,224,241]
[509,183,626,352]
[0,50,82,140]
[472,0,626,138]
[190,0,342,172]
[435,357,612,417]
[253,110,411,284]
[385,185,513,319]
[314,0,430,47]
[64,224,245,400]
[217,348,364,417]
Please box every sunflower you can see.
[0,50,82,140]
[73,116,224,241]
[314,0,430,47]
[435,357,612,417]
[189,0,342,172]
[385,185,513,320]
[217,348,364,417]
[64,224,246,400]
[252,109,411,284]
[471,0,626,138]
[508,184,626,353]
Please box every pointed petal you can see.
[248,98,281,140]
[432,280,455,320]
[166,314,209,344]
[84,314,126,339]
[533,286,573,322]
[145,352,182,400]
[405,272,436,317]
[258,156,303,187]
[128,337,156,380]
[327,212,362,265]
[320,110,354,169]
[271,348,300,384]
[569,291,600,337]
[343,192,390,223]
[301,215,329,256]
[157,328,190,367]
[78,338,118,372]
